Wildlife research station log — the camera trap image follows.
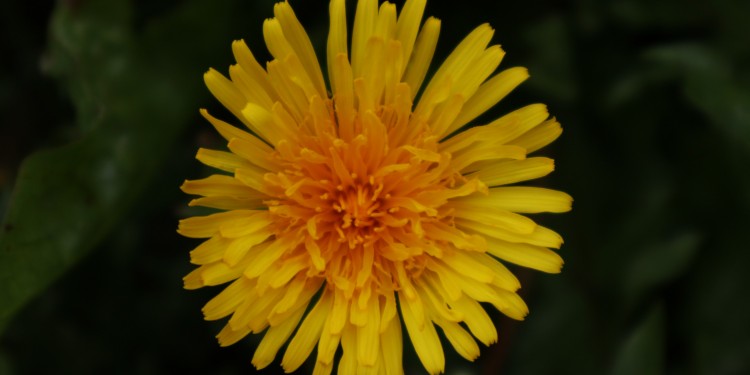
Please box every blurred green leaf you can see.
[644,43,750,147]
[506,277,600,375]
[592,171,674,291]
[0,350,10,375]
[0,0,235,334]
[682,230,750,374]
[0,0,136,334]
[610,303,665,375]
[610,0,708,30]
[522,15,577,104]
[623,231,701,306]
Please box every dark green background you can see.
[1,0,749,373]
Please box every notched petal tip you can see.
[183,268,204,290]
[179,179,191,192]
[557,191,574,212]
[203,67,219,79]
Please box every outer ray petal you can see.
[282,289,334,372]
[395,0,427,75]
[399,291,445,375]
[352,0,378,78]
[402,17,440,98]
[327,0,348,92]
[274,2,327,96]
[252,304,307,369]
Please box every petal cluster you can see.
[179,0,572,374]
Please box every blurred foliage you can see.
[1,0,749,374]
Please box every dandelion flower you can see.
[179,0,572,373]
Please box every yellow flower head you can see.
[179,0,572,373]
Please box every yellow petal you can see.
[433,316,480,361]
[379,292,398,333]
[450,66,529,132]
[461,186,573,213]
[374,2,397,41]
[265,59,310,122]
[272,275,307,316]
[327,0,348,92]
[227,137,279,172]
[457,218,563,249]
[355,37,386,112]
[435,263,508,313]
[231,39,276,101]
[202,277,253,321]
[199,109,273,153]
[270,101,303,144]
[196,148,252,173]
[181,174,263,198]
[276,54,322,110]
[274,2,327,96]
[241,102,283,146]
[424,270,462,302]
[380,315,404,375]
[305,237,326,272]
[263,18,294,60]
[316,306,342,366]
[222,228,273,267]
[414,277,462,322]
[216,323,251,347]
[510,118,563,153]
[203,68,247,121]
[440,103,548,155]
[267,255,308,289]
[395,0,427,74]
[243,236,299,279]
[429,93,465,138]
[449,295,497,346]
[188,195,263,211]
[451,45,505,107]
[218,211,271,238]
[383,39,405,106]
[329,288,350,335]
[417,178,487,210]
[269,277,321,324]
[450,206,538,234]
[451,144,526,172]
[282,289,333,372]
[491,288,529,321]
[331,53,356,140]
[228,287,282,331]
[201,248,256,286]
[189,235,231,265]
[468,157,554,187]
[313,361,334,375]
[177,210,261,239]
[399,291,444,375]
[486,236,564,273]
[252,304,307,369]
[229,64,274,109]
[183,267,203,290]
[417,23,493,116]
[356,297,381,366]
[402,17,440,98]
[338,323,357,375]
[234,167,271,195]
[440,250,496,284]
[351,0,378,78]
